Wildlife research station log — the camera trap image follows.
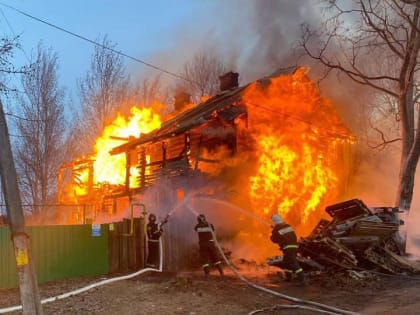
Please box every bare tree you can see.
[178,50,227,103]
[301,1,420,219]
[130,75,172,116]
[0,36,23,200]
[0,36,44,313]
[134,75,164,105]
[0,36,27,93]
[15,42,66,212]
[77,35,130,153]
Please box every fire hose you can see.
[248,304,350,315]
[211,232,360,315]
[0,237,164,314]
[184,204,360,315]
[0,193,196,314]
[0,194,358,315]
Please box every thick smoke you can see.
[134,174,275,267]
[132,0,420,261]
[138,0,323,84]
[232,0,322,81]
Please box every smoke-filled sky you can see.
[1,0,323,96]
[2,0,418,202]
[2,4,417,196]
[2,0,420,255]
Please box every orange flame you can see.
[242,68,355,234]
[61,105,162,209]
[93,106,161,186]
[56,68,354,235]
[73,165,90,196]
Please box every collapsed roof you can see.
[110,67,304,156]
[111,87,251,156]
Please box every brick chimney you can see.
[219,71,239,91]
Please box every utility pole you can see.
[0,100,43,314]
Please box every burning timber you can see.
[268,199,420,275]
[56,66,355,233]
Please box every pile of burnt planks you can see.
[296,199,420,274]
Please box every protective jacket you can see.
[147,222,162,241]
[194,220,223,275]
[270,221,307,285]
[270,222,298,251]
[146,221,163,268]
[194,221,215,244]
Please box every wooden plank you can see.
[108,223,119,274]
[120,220,129,271]
[127,220,136,270]
[134,218,145,269]
[117,222,124,271]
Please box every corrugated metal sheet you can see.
[0,227,17,288]
[0,224,108,288]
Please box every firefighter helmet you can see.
[271,214,283,225]
[197,214,207,223]
[148,213,156,222]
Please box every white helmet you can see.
[271,214,283,225]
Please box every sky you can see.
[2,0,420,252]
[0,0,216,97]
[0,0,323,102]
[0,0,325,209]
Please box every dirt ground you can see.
[1,264,420,315]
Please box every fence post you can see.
[108,222,119,273]
[134,217,145,269]
[120,220,128,271]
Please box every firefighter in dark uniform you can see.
[194,214,224,276]
[146,213,164,268]
[270,213,307,286]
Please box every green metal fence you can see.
[0,227,16,288]
[0,224,108,288]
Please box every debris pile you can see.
[268,199,420,274]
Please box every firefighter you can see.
[270,213,308,286]
[146,213,167,268]
[194,214,224,276]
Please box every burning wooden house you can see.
[53,67,359,271]
[57,67,355,237]
[109,72,247,192]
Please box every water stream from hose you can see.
[194,195,271,227]
[0,191,359,315]
[184,202,359,315]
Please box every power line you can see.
[4,111,50,122]
[0,7,15,33]
[0,2,193,83]
[8,133,25,138]
[0,3,355,142]
[0,7,31,63]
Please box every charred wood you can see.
[270,199,420,275]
